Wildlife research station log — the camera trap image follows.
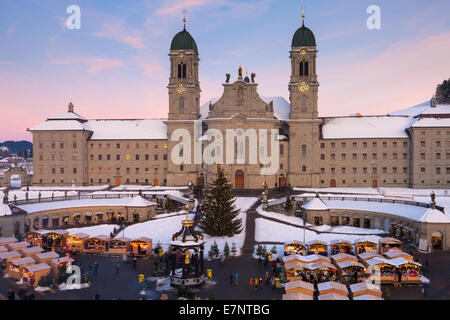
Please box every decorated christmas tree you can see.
[198,165,242,237]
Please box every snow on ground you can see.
[314,225,385,235]
[294,187,450,198]
[25,185,110,192]
[111,185,188,191]
[66,224,120,237]
[121,197,258,256]
[257,205,309,227]
[1,190,78,201]
[255,218,381,245]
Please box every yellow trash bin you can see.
[275,278,280,288]
[159,248,164,257]
[268,252,273,261]
[206,269,212,279]
[138,274,145,284]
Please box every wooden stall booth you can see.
[7,257,35,280]
[50,256,75,279]
[349,282,383,299]
[19,246,44,257]
[283,280,315,300]
[22,263,51,287]
[26,230,49,247]
[130,237,152,256]
[86,235,110,253]
[384,250,414,261]
[317,281,349,298]
[330,239,353,255]
[42,230,68,251]
[354,239,378,254]
[307,240,328,256]
[335,260,367,284]
[284,261,306,282]
[0,237,18,247]
[284,241,306,256]
[35,251,60,263]
[378,237,402,255]
[0,251,22,268]
[357,252,383,263]
[363,257,397,284]
[318,293,349,300]
[302,261,337,283]
[108,237,131,255]
[388,257,422,284]
[6,241,30,252]
[66,233,89,252]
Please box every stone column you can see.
[262,191,268,210]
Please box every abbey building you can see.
[30,18,450,190]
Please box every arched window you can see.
[304,61,309,76]
[299,61,304,76]
[182,64,187,78]
[177,63,182,79]
[299,61,309,76]
[179,97,184,112]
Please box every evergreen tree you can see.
[231,242,237,257]
[435,78,450,104]
[223,242,230,258]
[198,165,242,236]
[208,241,220,259]
[270,246,278,254]
[164,197,175,212]
[283,196,293,212]
[256,244,267,258]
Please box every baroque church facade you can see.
[30,17,450,190]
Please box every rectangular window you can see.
[107,154,111,161]
[372,153,377,160]
[403,142,407,147]
[383,153,387,160]
[60,168,64,174]
[73,142,77,149]
[436,167,441,174]
[331,154,335,160]
[280,145,284,155]
[136,155,140,161]
[436,153,441,160]
[301,145,307,158]
[320,143,325,149]
[116,143,120,149]
[403,153,407,160]
[383,142,387,148]
[420,141,426,147]
[331,142,335,148]
[90,154,94,161]
[363,153,368,160]
[363,142,367,148]
[363,168,368,174]
[372,167,377,174]
[341,142,346,148]
[353,167,357,174]
[352,153,357,160]
[163,154,167,160]
[393,142,398,147]
[126,168,130,174]
[126,154,131,160]
[320,154,325,160]
[372,142,377,148]
[98,155,102,161]
[403,167,407,174]
[341,153,346,160]
[353,142,357,148]
[116,155,120,161]
[145,154,149,160]
[393,167,398,174]
[383,167,387,174]
[73,168,77,174]
[341,167,346,174]
[393,153,398,160]
[331,168,335,174]
[60,143,64,149]
[321,168,325,174]
[154,155,159,161]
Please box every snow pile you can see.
[0,204,12,217]
[34,286,51,292]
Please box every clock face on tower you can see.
[177,83,187,94]
[298,81,310,93]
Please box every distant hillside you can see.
[0,141,33,158]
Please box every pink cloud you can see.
[51,57,124,74]
[93,24,145,49]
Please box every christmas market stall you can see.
[6,241,30,252]
[284,261,306,281]
[169,206,206,287]
[354,238,378,254]
[363,257,397,284]
[0,251,22,268]
[7,257,35,280]
[317,281,349,298]
[306,240,328,256]
[35,251,60,263]
[301,261,337,283]
[388,257,422,284]
[384,250,414,261]
[284,240,306,256]
[86,235,110,253]
[335,260,367,284]
[22,263,51,287]
[357,251,383,263]
[283,280,315,300]
[130,237,152,256]
[66,233,89,252]
[330,239,353,255]
[42,230,68,251]
[26,230,49,247]
[0,246,7,254]
[0,237,17,246]
[378,237,402,255]
[349,282,383,299]
[108,237,131,255]
[331,253,358,264]
[19,246,44,257]
[49,256,75,279]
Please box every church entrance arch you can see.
[235,170,244,188]
[330,179,336,188]
[279,174,287,188]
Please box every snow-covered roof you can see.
[317,281,348,293]
[336,260,365,269]
[353,294,383,300]
[89,235,110,241]
[387,257,421,267]
[282,292,314,300]
[358,252,382,261]
[132,237,152,243]
[0,251,21,259]
[389,101,430,117]
[331,253,357,262]
[25,263,51,272]
[30,119,91,132]
[70,233,89,239]
[0,237,17,245]
[322,199,450,224]
[284,280,314,292]
[421,104,450,115]
[18,197,157,214]
[321,116,413,139]
[301,198,328,211]
[0,246,7,253]
[0,204,12,216]
[36,251,60,260]
[87,119,167,140]
[411,117,450,128]
[7,241,30,249]
[306,240,328,246]
[350,282,382,294]
[11,257,35,266]
[21,246,44,254]
[126,195,156,207]
[47,111,87,121]
[318,293,349,300]
[384,250,413,259]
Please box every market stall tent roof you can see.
[126,195,157,207]
[72,233,89,239]
[90,235,110,241]
[318,281,349,294]
[331,253,357,262]
[0,251,22,260]
[20,246,44,255]
[307,240,328,246]
[25,263,51,273]
[353,294,383,300]
[318,293,349,300]
[354,238,378,245]
[7,241,30,250]
[384,250,413,260]
[350,282,382,295]
[364,257,392,267]
[284,280,314,292]
[301,198,328,211]
[11,257,35,266]
[358,252,383,261]
[35,251,60,260]
[387,257,421,267]
[114,237,131,242]
[379,237,402,244]
[336,260,365,269]
[305,261,336,271]
[330,239,353,245]
[0,237,17,245]
[282,292,314,300]
[0,246,7,253]
[34,230,50,235]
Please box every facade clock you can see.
[298,81,310,93]
[177,83,187,94]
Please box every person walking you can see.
[271,260,276,273]
[249,277,253,292]
[234,272,239,286]
[265,272,270,286]
[229,273,234,285]
[397,269,403,286]
[259,278,263,291]
[254,278,259,293]
[271,276,275,290]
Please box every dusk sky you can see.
[0,0,449,141]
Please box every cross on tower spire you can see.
[183,9,187,30]
[302,4,305,26]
